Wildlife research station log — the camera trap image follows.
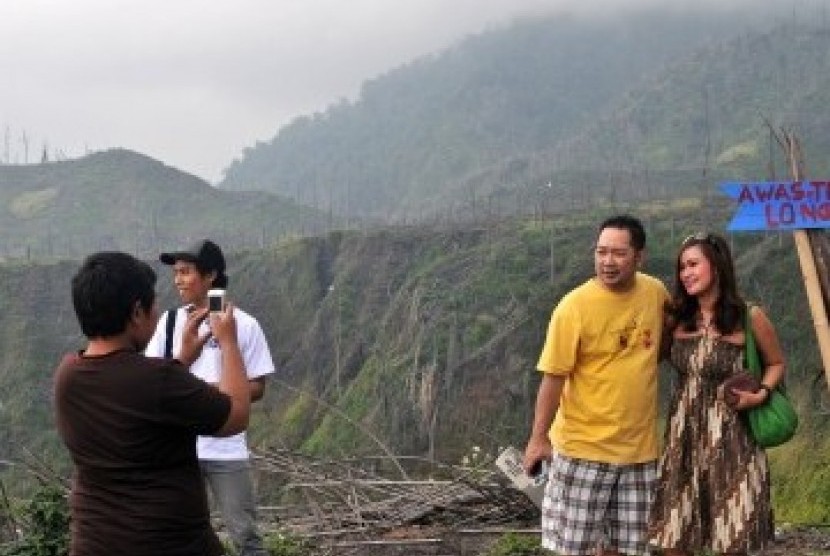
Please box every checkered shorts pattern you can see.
[541,452,656,556]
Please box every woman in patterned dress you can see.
[648,232,786,555]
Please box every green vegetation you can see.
[218,10,828,225]
[0,3,828,533]
[483,532,546,556]
[0,483,69,556]
[0,482,319,556]
[769,418,830,523]
[8,189,59,219]
[0,149,332,262]
[0,210,827,525]
[302,353,386,456]
[261,531,315,556]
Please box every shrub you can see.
[263,530,315,556]
[0,483,69,556]
[484,532,546,556]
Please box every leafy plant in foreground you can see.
[0,482,69,556]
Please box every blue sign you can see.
[721,181,830,231]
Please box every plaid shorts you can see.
[541,452,656,556]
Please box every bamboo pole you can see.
[807,230,830,312]
[785,132,830,389]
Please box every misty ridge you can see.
[0,4,827,261]
[218,4,830,223]
[0,4,829,531]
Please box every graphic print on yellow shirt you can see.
[537,272,668,464]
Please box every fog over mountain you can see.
[0,0,787,182]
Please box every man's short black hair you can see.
[598,214,646,250]
[71,252,157,338]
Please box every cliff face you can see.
[1,216,825,521]
[228,218,817,468]
[246,225,564,462]
[0,220,604,465]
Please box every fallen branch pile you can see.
[251,447,538,544]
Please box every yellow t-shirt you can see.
[537,272,668,464]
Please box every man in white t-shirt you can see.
[145,239,274,556]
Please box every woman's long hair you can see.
[672,232,746,334]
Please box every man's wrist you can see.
[530,430,551,442]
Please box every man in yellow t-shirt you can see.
[523,214,669,556]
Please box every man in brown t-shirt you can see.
[54,252,252,556]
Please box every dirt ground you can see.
[762,525,830,555]
[311,526,530,556]
[311,525,830,555]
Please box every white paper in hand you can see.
[494,446,547,508]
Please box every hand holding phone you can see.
[208,289,225,313]
[209,302,237,348]
[528,459,549,486]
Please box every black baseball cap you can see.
[160,239,226,274]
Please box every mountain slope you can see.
[1,207,826,520]
[0,149,332,261]
[218,9,753,220]
[432,23,830,220]
[546,24,830,181]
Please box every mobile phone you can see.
[529,459,549,486]
[208,289,225,313]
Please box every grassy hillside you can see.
[0,149,332,262]
[421,23,830,222]
[544,25,830,182]
[218,9,755,221]
[217,9,829,225]
[1,205,827,521]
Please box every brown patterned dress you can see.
[648,335,774,554]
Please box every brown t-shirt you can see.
[54,349,231,556]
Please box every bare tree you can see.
[20,131,29,163]
[3,125,9,164]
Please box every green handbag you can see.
[743,306,798,448]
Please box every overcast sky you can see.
[0,0,763,183]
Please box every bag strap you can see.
[744,304,763,379]
[745,304,789,394]
[164,309,177,359]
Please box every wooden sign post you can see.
[720,132,830,390]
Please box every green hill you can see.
[218,9,756,221]
[0,5,828,525]
[217,8,827,223]
[0,148,332,261]
[1,205,827,522]
[536,25,830,187]
[453,24,830,223]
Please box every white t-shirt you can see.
[145,305,276,460]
